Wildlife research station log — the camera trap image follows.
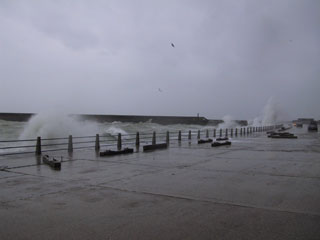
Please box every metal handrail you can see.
[0,125,278,157]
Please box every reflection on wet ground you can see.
[0,127,319,240]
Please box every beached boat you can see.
[42,155,61,170]
[268,132,297,139]
[269,135,297,139]
[308,121,318,131]
[278,126,292,132]
[212,141,231,147]
[216,137,229,141]
[143,143,168,151]
[198,139,213,144]
[100,148,134,156]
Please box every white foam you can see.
[19,112,100,139]
[104,126,128,137]
[218,115,238,128]
[249,97,284,126]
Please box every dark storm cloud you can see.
[0,0,319,119]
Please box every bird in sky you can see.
[171,43,175,48]
[158,88,163,92]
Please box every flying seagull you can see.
[171,43,175,48]
[158,88,163,92]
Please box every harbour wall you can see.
[0,112,209,125]
[0,112,247,126]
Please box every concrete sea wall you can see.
[0,112,209,125]
[0,113,248,126]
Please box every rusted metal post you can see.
[135,132,140,146]
[231,128,233,137]
[35,137,41,155]
[178,131,181,142]
[197,130,200,139]
[188,130,191,140]
[235,128,238,136]
[117,133,122,150]
[152,131,156,145]
[240,128,242,135]
[166,131,170,145]
[95,134,100,151]
[225,129,228,137]
[206,129,209,138]
[219,129,222,137]
[213,129,216,138]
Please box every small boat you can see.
[216,137,229,141]
[308,121,318,131]
[268,132,297,139]
[266,131,276,134]
[198,138,213,144]
[100,148,134,156]
[269,135,297,139]
[212,141,231,147]
[143,143,168,151]
[42,155,61,170]
[278,125,292,132]
[268,132,293,136]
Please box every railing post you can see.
[178,131,181,142]
[231,128,233,137]
[235,128,238,136]
[166,131,170,145]
[197,130,200,139]
[68,135,73,153]
[225,129,228,137]
[240,128,242,135]
[95,134,100,151]
[213,129,216,138]
[247,127,249,134]
[219,129,222,137]
[117,133,122,150]
[206,129,209,138]
[136,132,140,146]
[35,136,41,155]
[188,130,191,140]
[152,131,156,145]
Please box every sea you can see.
[0,113,225,155]
[0,112,319,156]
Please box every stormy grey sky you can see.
[0,0,319,120]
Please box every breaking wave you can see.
[19,112,101,139]
[249,97,285,126]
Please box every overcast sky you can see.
[0,0,319,120]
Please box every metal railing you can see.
[0,125,281,156]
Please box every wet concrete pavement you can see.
[1,129,320,239]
